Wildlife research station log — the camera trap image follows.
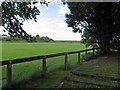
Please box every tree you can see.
[0,5,2,25]
[1,1,48,42]
[36,35,40,38]
[65,2,120,54]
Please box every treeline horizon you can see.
[0,34,81,43]
[0,34,54,42]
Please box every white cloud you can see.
[22,16,81,41]
[0,17,81,41]
[58,5,70,16]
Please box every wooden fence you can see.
[0,47,100,88]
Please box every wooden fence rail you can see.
[0,47,100,88]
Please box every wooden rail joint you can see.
[42,56,46,77]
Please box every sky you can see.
[0,0,82,41]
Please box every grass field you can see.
[1,42,119,89]
[2,42,85,60]
[1,42,87,87]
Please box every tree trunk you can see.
[100,40,110,54]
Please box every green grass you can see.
[0,41,2,88]
[63,55,119,88]
[1,42,87,87]
[3,53,118,89]
[2,42,85,60]
[1,42,119,89]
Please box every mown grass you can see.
[1,42,87,87]
[2,42,85,60]
[63,54,119,88]
[74,55,119,74]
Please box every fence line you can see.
[0,47,100,88]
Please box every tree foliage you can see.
[0,5,2,25]
[65,2,120,54]
[1,1,47,42]
[1,34,54,43]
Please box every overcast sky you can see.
[0,0,82,41]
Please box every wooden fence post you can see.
[86,50,87,59]
[65,53,68,70]
[93,48,95,55]
[42,56,46,77]
[78,52,80,64]
[86,50,87,56]
[7,60,12,88]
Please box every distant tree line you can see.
[1,34,54,42]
